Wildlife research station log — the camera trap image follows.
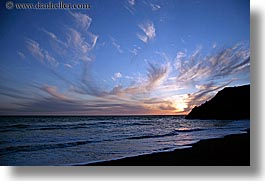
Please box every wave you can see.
[28,121,116,130]
[0,129,19,133]
[175,128,204,132]
[0,119,156,133]
[126,128,205,140]
[123,122,152,126]
[95,121,116,125]
[126,131,179,140]
[2,124,31,129]
[0,124,31,132]
[0,123,89,132]
[0,121,118,132]
[31,126,89,131]
[0,140,95,156]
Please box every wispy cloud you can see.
[0,85,35,101]
[17,51,26,60]
[112,72,122,81]
[72,62,108,97]
[128,0,135,6]
[124,0,136,14]
[25,38,59,67]
[22,39,249,115]
[137,21,156,43]
[150,3,161,11]
[40,12,98,65]
[39,25,101,99]
[130,46,141,56]
[69,11,92,31]
[66,28,98,62]
[64,63,73,69]
[41,28,58,40]
[14,98,88,115]
[45,52,59,67]
[137,33,148,43]
[110,37,123,53]
[184,81,234,113]
[26,39,45,62]
[212,42,217,48]
[107,61,170,98]
[41,85,71,102]
[87,32,99,51]
[140,21,156,39]
[146,62,170,90]
[67,28,84,48]
[180,37,186,45]
[175,43,250,83]
[41,29,69,60]
[140,98,179,114]
[158,104,176,111]
[14,97,154,115]
[22,11,99,100]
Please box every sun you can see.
[168,95,189,112]
[175,102,188,112]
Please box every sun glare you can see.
[175,102,187,112]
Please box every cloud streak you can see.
[66,28,98,62]
[112,72,122,81]
[150,3,161,11]
[183,81,234,113]
[110,37,123,53]
[69,11,92,31]
[106,61,170,98]
[26,39,45,62]
[124,0,136,14]
[146,62,170,90]
[12,94,155,115]
[128,0,135,6]
[41,85,72,102]
[175,43,250,83]
[26,38,59,68]
[137,21,156,43]
[17,51,26,60]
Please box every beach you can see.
[86,130,250,166]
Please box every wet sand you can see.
[85,130,250,166]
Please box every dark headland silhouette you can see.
[186,84,250,120]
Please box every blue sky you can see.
[0,0,250,115]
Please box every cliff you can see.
[185,85,250,120]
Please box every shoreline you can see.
[84,130,250,166]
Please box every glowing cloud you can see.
[41,85,71,102]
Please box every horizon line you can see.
[0,114,187,117]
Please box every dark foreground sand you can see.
[85,130,250,166]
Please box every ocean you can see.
[0,116,249,166]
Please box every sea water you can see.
[0,116,249,165]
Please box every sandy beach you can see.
[86,130,250,166]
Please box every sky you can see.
[0,0,250,115]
